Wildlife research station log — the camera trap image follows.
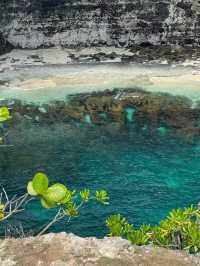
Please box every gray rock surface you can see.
[0,232,199,266]
[0,33,13,55]
[1,0,200,51]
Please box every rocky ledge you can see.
[2,46,200,67]
[0,232,199,266]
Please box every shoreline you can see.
[1,48,200,103]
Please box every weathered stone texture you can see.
[0,233,198,266]
[0,33,13,55]
[1,0,200,50]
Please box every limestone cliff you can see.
[0,33,13,55]
[0,0,200,51]
[0,233,198,266]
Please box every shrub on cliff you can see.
[106,206,200,254]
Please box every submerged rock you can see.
[2,88,200,142]
[0,232,198,266]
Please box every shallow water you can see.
[0,122,200,237]
[1,63,200,103]
[1,63,200,237]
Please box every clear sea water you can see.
[0,121,200,237]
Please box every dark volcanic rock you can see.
[1,0,200,50]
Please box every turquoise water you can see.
[0,122,200,237]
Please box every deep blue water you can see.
[0,122,200,237]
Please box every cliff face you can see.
[0,33,13,55]
[0,0,200,50]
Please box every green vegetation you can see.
[106,206,200,253]
[1,163,200,253]
[0,107,109,236]
[1,106,200,254]
[0,172,109,236]
[0,106,11,122]
[0,106,11,145]
[27,172,109,235]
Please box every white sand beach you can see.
[1,48,200,103]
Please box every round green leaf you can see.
[41,198,56,209]
[27,181,38,196]
[44,183,67,203]
[32,172,48,195]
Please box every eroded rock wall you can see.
[1,0,200,50]
[0,33,13,55]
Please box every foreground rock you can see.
[0,233,198,266]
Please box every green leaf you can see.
[27,181,38,196]
[96,190,109,204]
[32,172,48,195]
[80,189,90,202]
[0,107,11,122]
[65,202,79,217]
[44,183,67,203]
[41,197,56,209]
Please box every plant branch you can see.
[0,190,29,221]
[37,200,85,236]
[37,208,65,236]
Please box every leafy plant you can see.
[106,205,200,253]
[27,172,109,236]
[106,214,151,245]
[0,106,11,145]
[80,189,90,202]
[106,214,130,237]
[183,223,200,253]
[96,190,109,204]
[0,107,11,122]
[127,229,150,246]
